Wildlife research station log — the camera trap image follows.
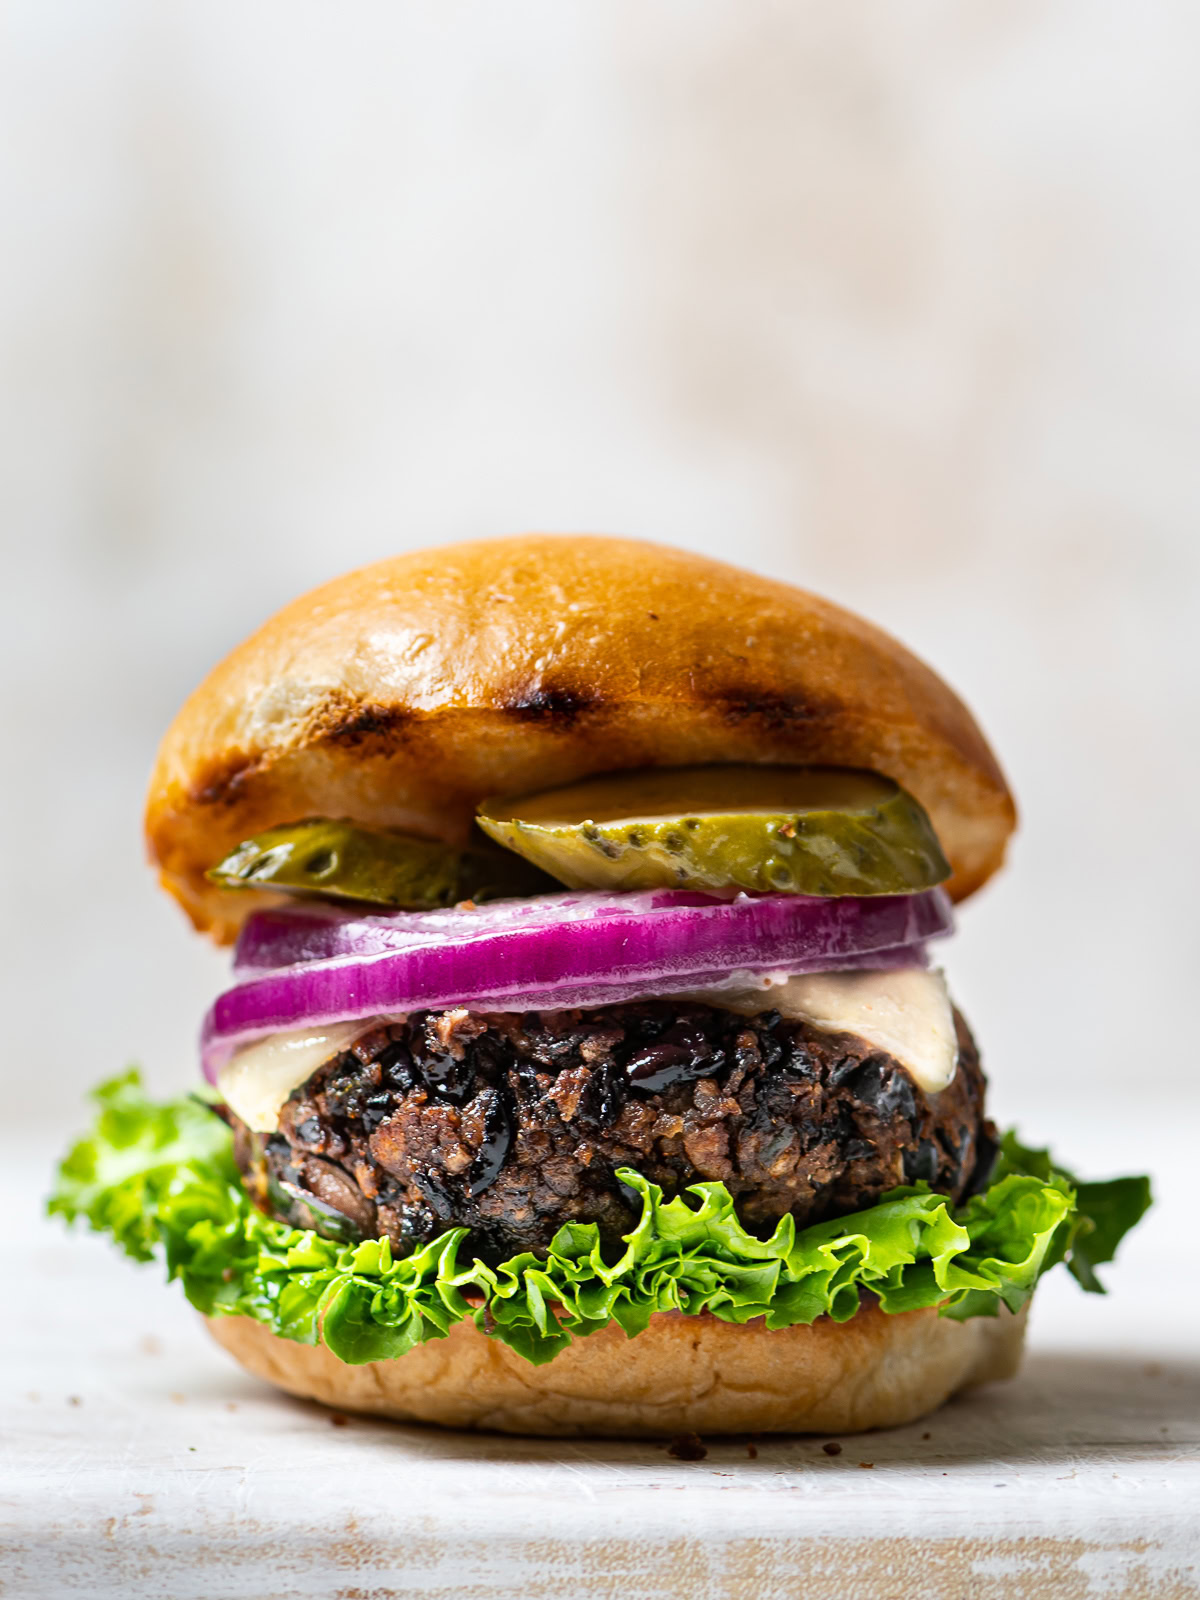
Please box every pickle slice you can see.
[207,820,555,909]
[477,766,950,896]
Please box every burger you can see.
[52,536,1149,1437]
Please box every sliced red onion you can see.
[202,889,951,1083]
[233,889,741,976]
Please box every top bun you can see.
[146,536,1016,942]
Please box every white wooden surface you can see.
[4,1101,1196,1600]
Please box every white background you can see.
[3,0,1198,1136]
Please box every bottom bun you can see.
[204,1301,1027,1438]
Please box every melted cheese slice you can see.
[216,1021,377,1132]
[685,967,959,1094]
[216,969,959,1134]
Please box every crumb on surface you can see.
[330,1413,349,1428]
[667,1433,708,1461]
[822,1441,842,1457]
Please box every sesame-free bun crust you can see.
[205,1301,1026,1437]
[148,536,1015,941]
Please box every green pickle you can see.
[477,765,951,896]
[207,820,555,909]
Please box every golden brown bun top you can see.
[146,535,1016,941]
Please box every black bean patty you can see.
[227,1000,994,1262]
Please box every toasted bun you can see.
[205,1301,1025,1437]
[148,536,1015,941]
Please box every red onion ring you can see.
[235,888,782,976]
[202,889,952,1083]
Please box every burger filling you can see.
[222,996,994,1263]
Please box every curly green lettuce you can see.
[49,1071,1151,1367]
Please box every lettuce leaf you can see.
[49,1072,1151,1367]
[989,1130,1152,1295]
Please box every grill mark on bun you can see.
[714,689,836,733]
[498,683,600,726]
[313,699,414,749]
[190,751,264,811]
